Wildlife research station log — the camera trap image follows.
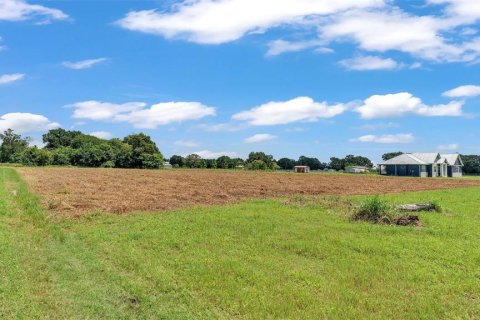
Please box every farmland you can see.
[2,167,480,319]
[17,167,480,217]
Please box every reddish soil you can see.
[16,167,480,217]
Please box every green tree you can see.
[169,155,185,167]
[0,129,30,163]
[123,133,163,169]
[277,158,296,170]
[382,152,404,161]
[461,155,480,175]
[329,157,344,171]
[42,128,82,149]
[185,154,203,168]
[344,155,373,168]
[216,155,232,169]
[205,159,217,169]
[297,156,325,170]
[247,152,274,167]
[246,160,268,170]
[51,147,75,166]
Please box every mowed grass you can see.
[1,168,480,319]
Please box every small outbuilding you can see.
[294,166,310,173]
[345,166,369,174]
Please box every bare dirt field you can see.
[17,167,480,217]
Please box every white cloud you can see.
[437,143,459,151]
[355,92,464,119]
[90,131,112,139]
[0,113,60,134]
[0,73,24,85]
[244,133,277,144]
[320,9,469,63]
[191,150,238,159]
[428,0,480,23]
[114,0,480,63]
[443,85,480,97]
[266,39,332,57]
[62,58,108,70]
[68,100,216,129]
[352,133,414,144]
[116,0,384,44]
[232,96,347,126]
[68,101,147,121]
[0,0,68,22]
[339,55,399,71]
[354,122,399,131]
[174,140,200,147]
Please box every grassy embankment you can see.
[1,167,480,319]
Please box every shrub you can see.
[353,196,394,224]
[101,161,115,168]
[18,147,53,166]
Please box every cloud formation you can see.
[232,97,347,125]
[68,100,216,129]
[355,92,464,119]
[0,0,68,22]
[116,0,384,44]
[62,58,108,70]
[339,55,399,71]
[244,133,277,143]
[352,133,414,144]
[0,112,60,134]
[443,85,480,98]
[0,73,24,85]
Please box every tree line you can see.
[0,128,164,169]
[0,128,379,171]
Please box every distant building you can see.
[345,166,369,174]
[163,162,173,169]
[379,153,463,178]
[294,166,310,173]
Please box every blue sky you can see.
[1,0,479,162]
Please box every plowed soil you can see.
[17,167,480,217]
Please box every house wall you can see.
[383,165,421,177]
[448,166,463,178]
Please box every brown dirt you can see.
[16,167,480,217]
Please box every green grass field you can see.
[1,167,480,319]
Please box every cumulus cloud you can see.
[0,113,60,134]
[68,101,147,121]
[339,55,399,71]
[0,0,69,22]
[0,73,24,85]
[115,1,480,63]
[355,92,464,119]
[116,0,384,44]
[232,97,347,126]
[68,100,216,129]
[191,150,238,159]
[62,58,107,70]
[244,133,277,144]
[437,143,459,151]
[443,85,480,97]
[352,133,414,144]
[90,131,112,139]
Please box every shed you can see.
[345,166,368,174]
[294,166,310,173]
